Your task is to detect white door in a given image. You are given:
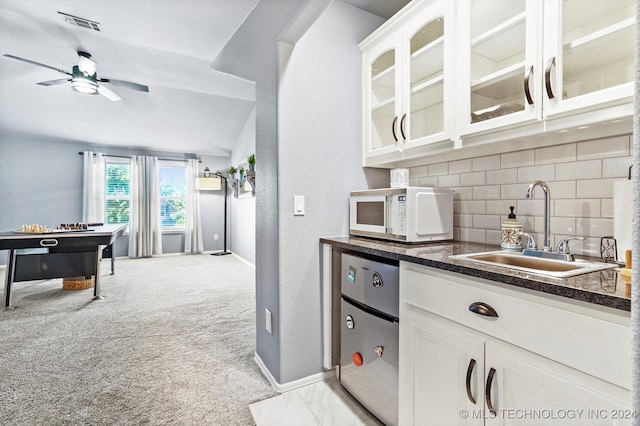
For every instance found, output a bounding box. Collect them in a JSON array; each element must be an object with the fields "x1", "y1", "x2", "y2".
[
  {"x1": 542, "y1": 0, "x2": 635, "y2": 118},
  {"x1": 399, "y1": 307, "x2": 484, "y2": 426},
  {"x1": 457, "y1": 0, "x2": 543, "y2": 137},
  {"x1": 484, "y1": 340, "x2": 632, "y2": 426}
]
